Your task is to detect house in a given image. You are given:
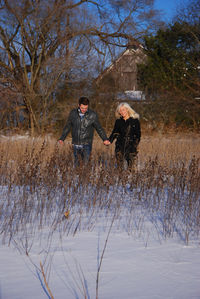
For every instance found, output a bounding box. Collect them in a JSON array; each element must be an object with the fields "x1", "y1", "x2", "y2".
[{"x1": 95, "y1": 42, "x2": 146, "y2": 98}]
